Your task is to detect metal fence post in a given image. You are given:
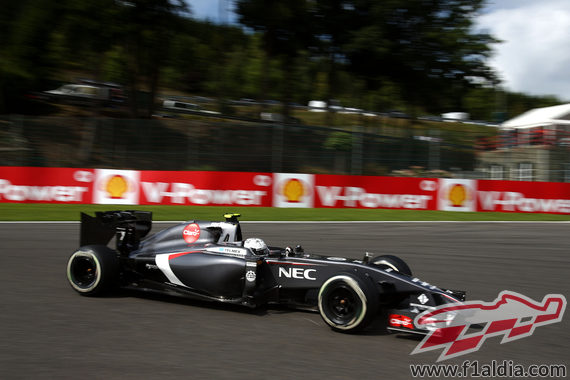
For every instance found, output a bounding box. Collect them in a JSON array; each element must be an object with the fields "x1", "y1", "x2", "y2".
[
  {"x1": 429, "y1": 129, "x2": 441, "y2": 170},
  {"x1": 272, "y1": 124, "x2": 284, "y2": 173},
  {"x1": 351, "y1": 125, "x2": 363, "y2": 175}
]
